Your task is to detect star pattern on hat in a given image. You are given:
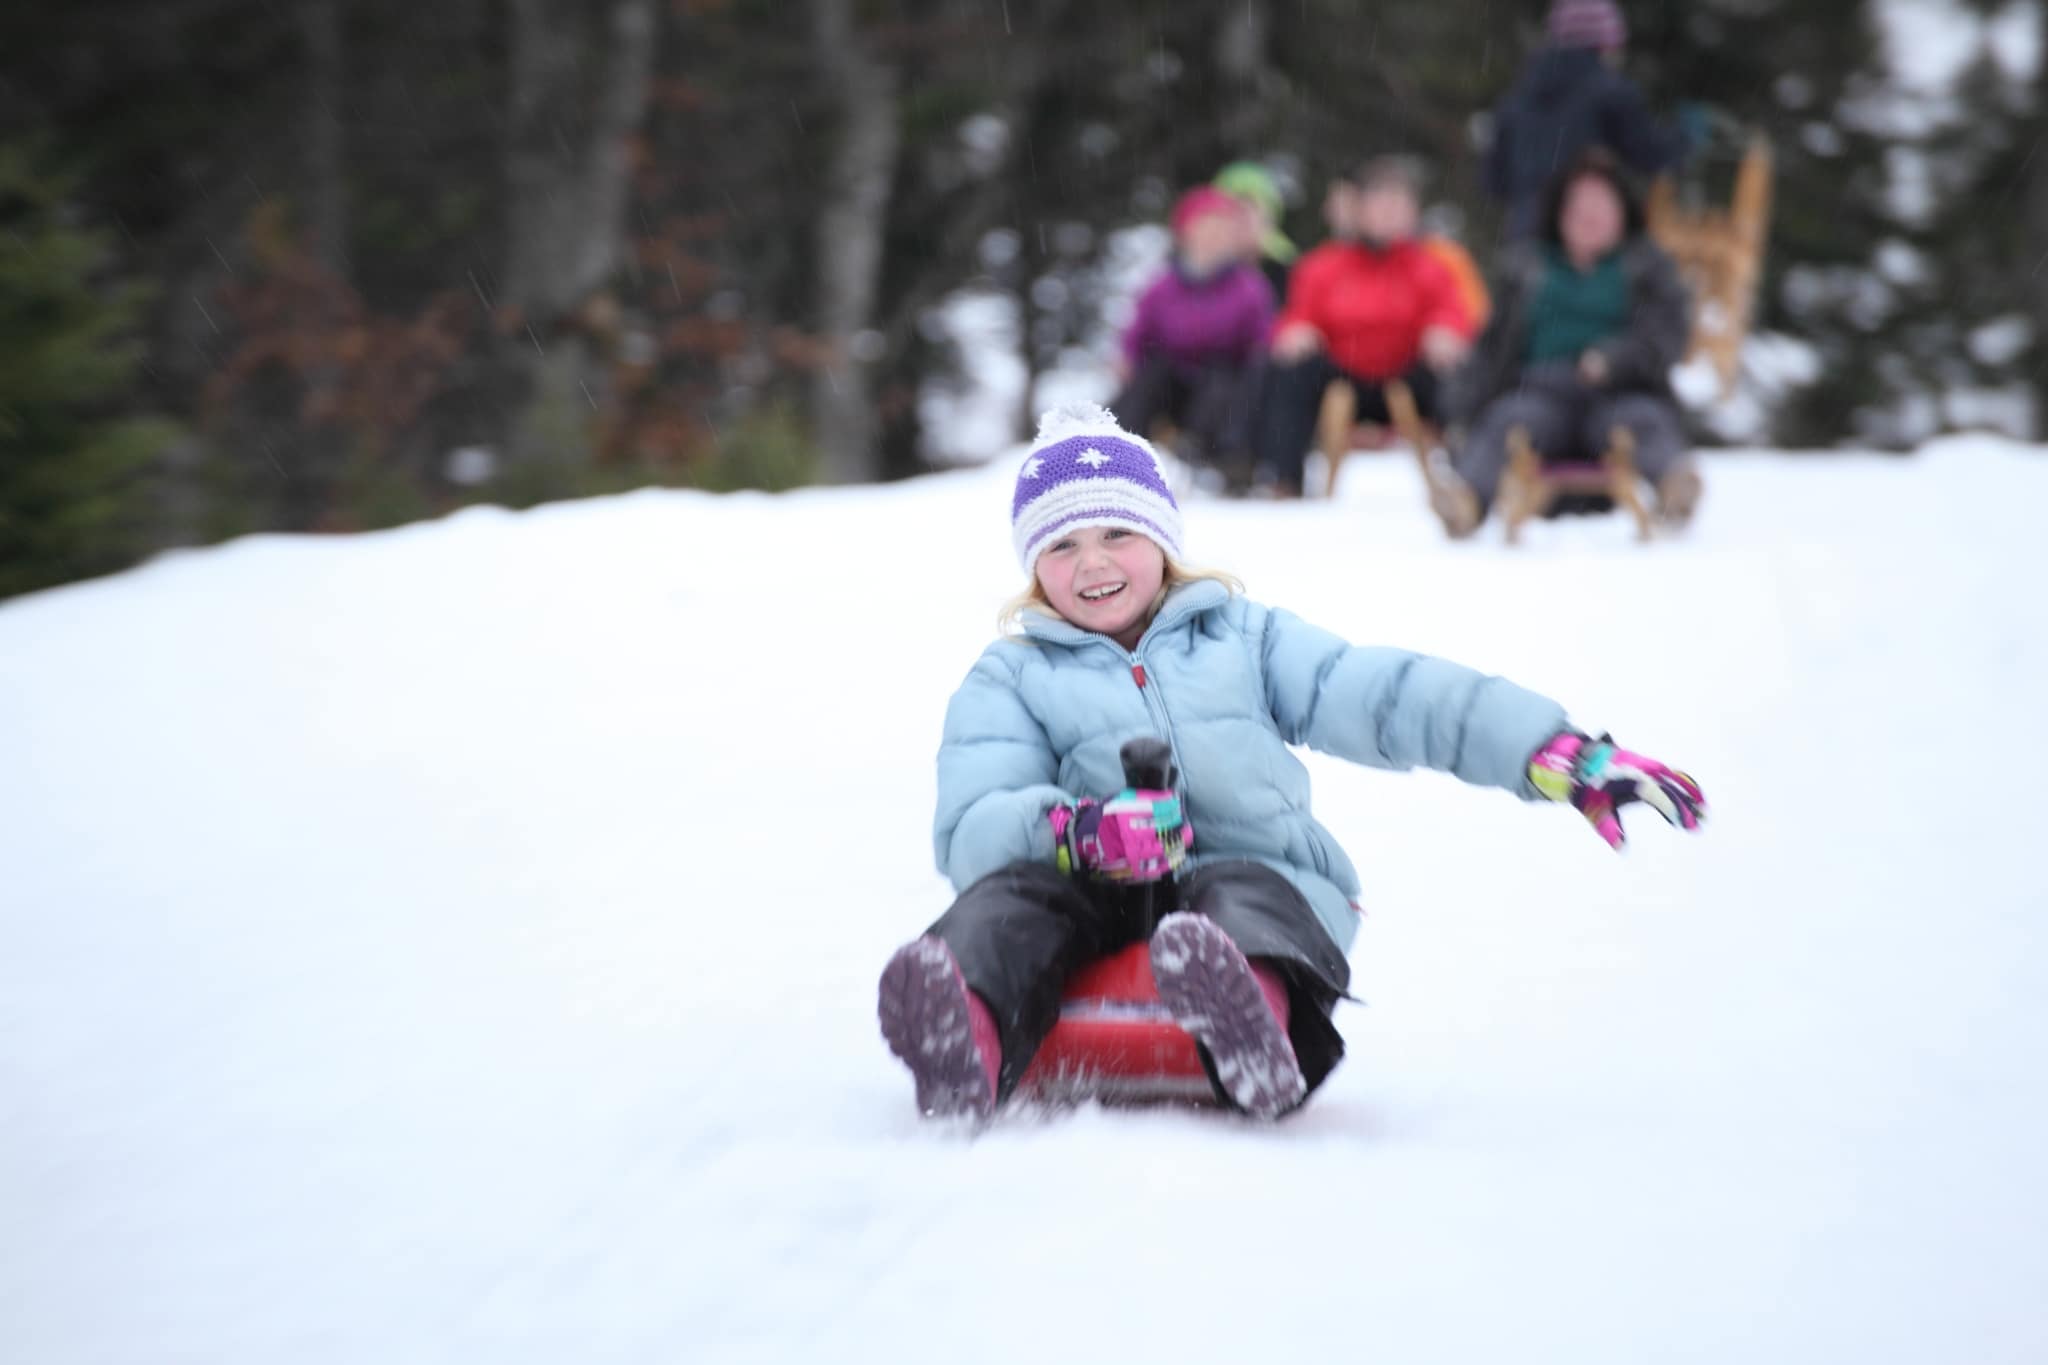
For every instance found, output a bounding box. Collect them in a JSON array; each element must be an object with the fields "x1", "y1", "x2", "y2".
[{"x1": 1010, "y1": 409, "x2": 1184, "y2": 572}]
